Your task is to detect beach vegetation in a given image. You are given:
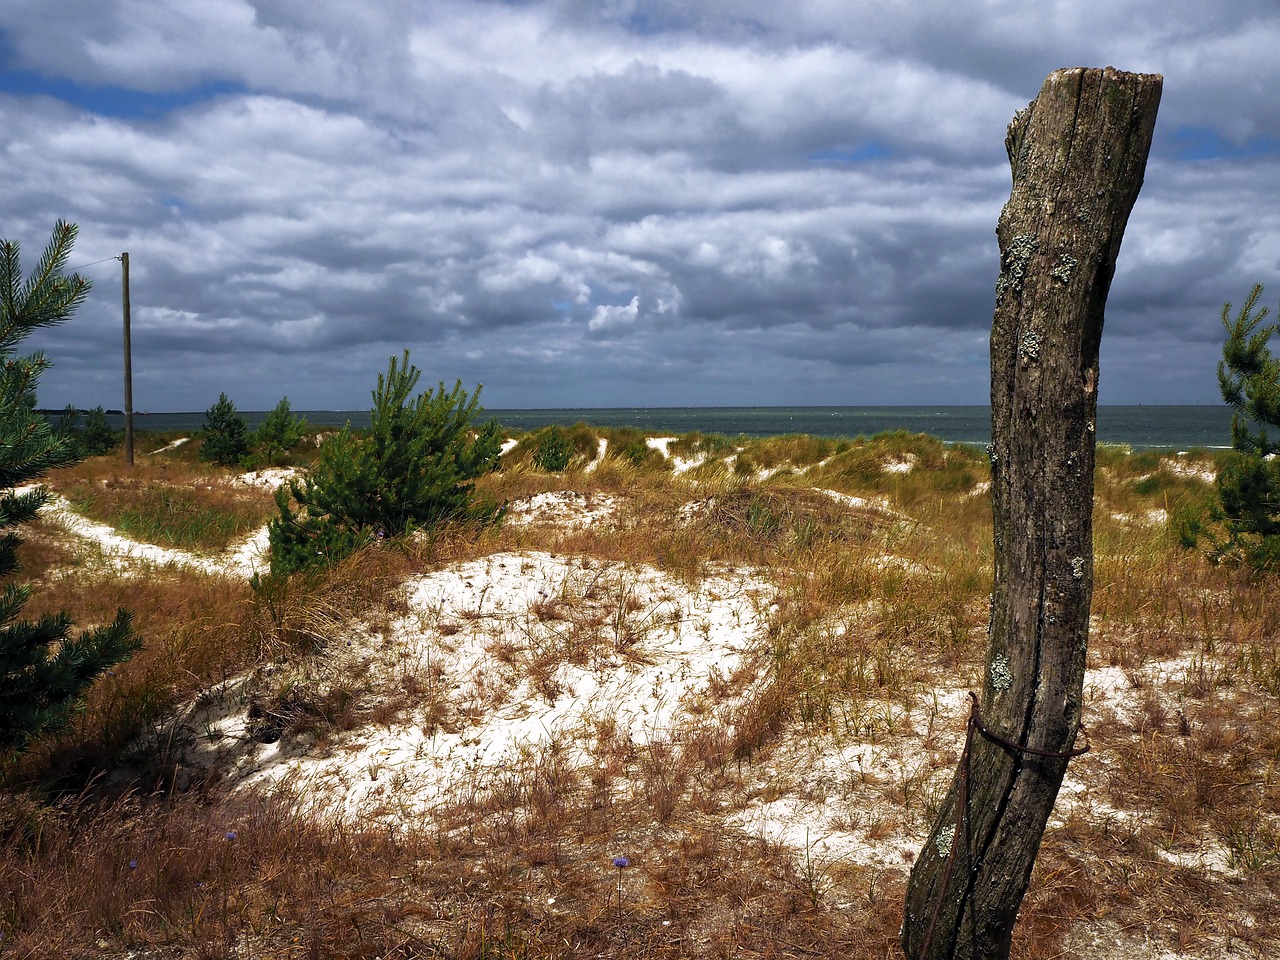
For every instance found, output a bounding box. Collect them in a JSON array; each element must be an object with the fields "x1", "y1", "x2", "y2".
[
  {"x1": 532, "y1": 425, "x2": 574, "y2": 471},
  {"x1": 49, "y1": 437, "x2": 280, "y2": 553},
  {"x1": 1201, "y1": 283, "x2": 1280, "y2": 570},
  {"x1": 0, "y1": 413, "x2": 1270, "y2": 959},
  {"x1": 198, "y1": 392, "x2": 250, "y2": 466},
  {"x1": 245, "y1": 396, "x2": 308, "y2": 467},
  {"x1": 52, "y1": 405, "x2": 121, "y2": 457},
  {"x1": 612, "y1": 426, "x2": 665, "y2": 469},
  {"x1": 665, "y1": 431, "x2": 736, "y2": 461},
  {"x1": 59, "y1": 473, "x2": 275, "y2": 553},
  {"x1": 267, "y1": 351, "x2": 502, "y2": 575},
  {"x1": 0, "y1": 220, "x2": 139, "y2": 754},
  {"x1": 80, "y1": 405, "x2": 122, "y2": 456},
  {"x1": 505, "y1": 422, "x2": 599, "y2": 472},
  {"x1": 556, "y1": 421, "x2": 605, "y2": 466},
  {"x1": 743, "y1": 433, "x2": 851, "y2": 470}
]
